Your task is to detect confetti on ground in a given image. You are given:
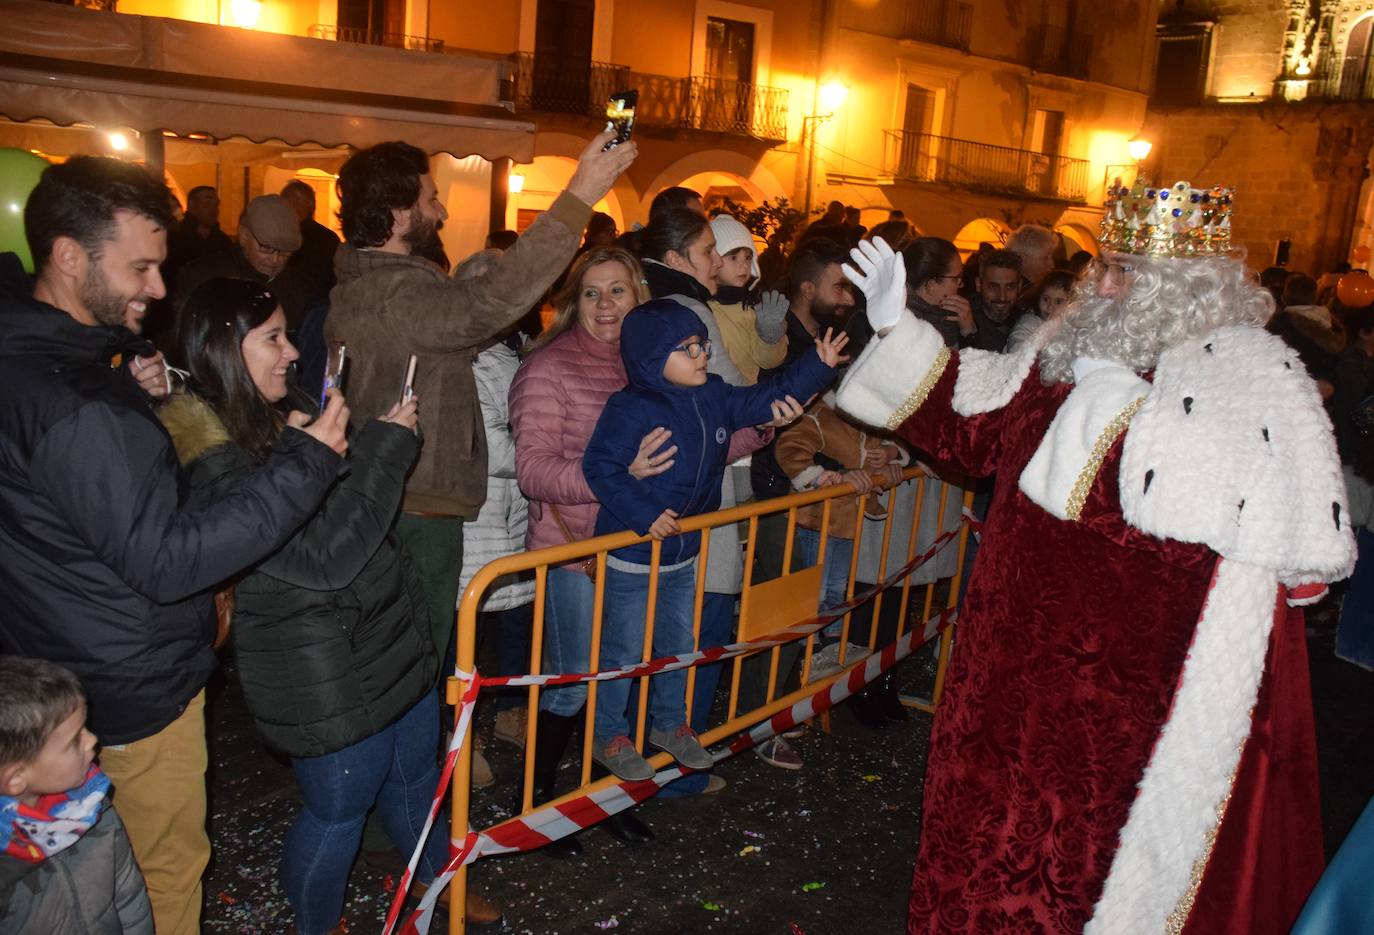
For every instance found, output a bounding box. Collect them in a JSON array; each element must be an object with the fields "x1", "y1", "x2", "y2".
[
  {"x1": 862, "y1": 774, "x2": 881, "y2": 782},
  {"x1": 594, "y1": 917, "x2": 620, "y2": 929},
  {"x1": 217, "y1": 891, "x2": 237, "y2": 905},
  {"x1": 738, "y1": 845, "x2": 760, "y2": 856},
  {"x1": 801, "y1": 882, "x2": 826, "y2": 893},
  {"x1": 701, "y1": 901, "x2": 722, "y2": 911},
  {"x1": 743, "y1": 830, "x2": 765, "y2": 838},
  {"x1": 789, "y1": 924, "x2": 808, "y2": 935}
]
